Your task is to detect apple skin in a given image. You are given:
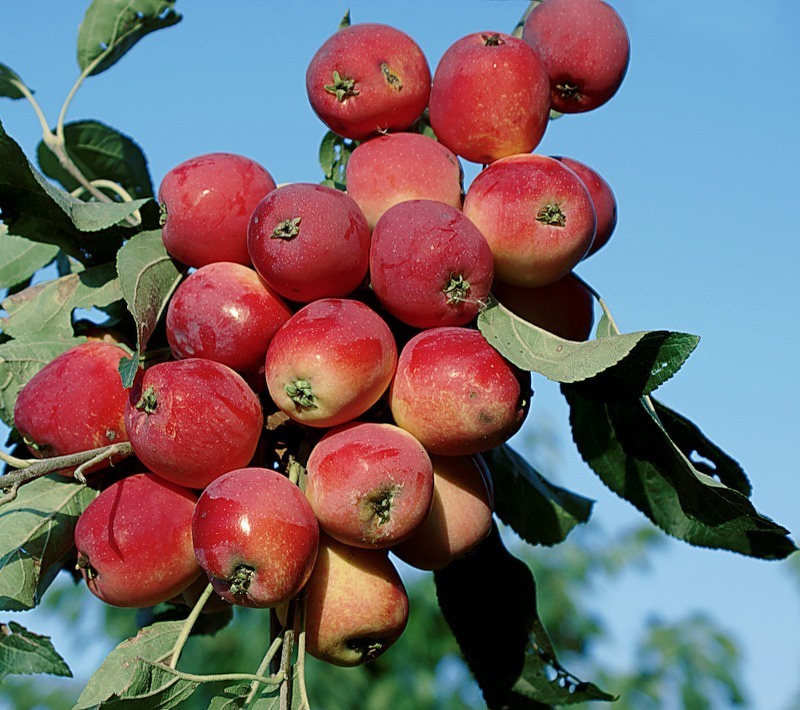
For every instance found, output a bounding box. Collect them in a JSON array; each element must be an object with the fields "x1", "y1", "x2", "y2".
[
  {"x1": 159, "y1": 152, "x2": 276, "y2": 268},
  {"x1": 166, "y1": 261, "x2": 293, "y2": 374},
  {"x1": 428, "y1": 31, "x2": 551, "y2": 164},
  {"x1": 463, "y1": 153, "x2": 597, "y2": 287},
  {"x1": 293, "y1": 535, "x2": 409, "y2": 667},
  {"x1": 13, "y1": 341, "x2": 129, "y2": 465},
  {"x1": 124, "y1": 359, "x2": 263, "y2": 489},
  {"x1": 192, "y1": 467, "x2": 319, "y2": 608},
  {"x1": 306, "y1": 23, "x2": 431, "y2": 140},
  {"x1": 265, "y1": 298, "x2": 397, "y2": 428},
  {"x1": 247, "y1": 183, "x2": 371, "y2": 303},
  {"x1": 492, "y1": 273, "x2": 595, "y2": 342},
  {"x1": 522, "y1": 0, "x2": 630, "y2": 114},
  {"x1": 345, "y1": 132, "x2": 463, "y2": 229},
  {"x1": 369, "y1": 199, "x2": 494, "y2": 329},
  {"x1": 74, "y1": 473, "x2": 201, "y2": 608},
  {"x1": 392, "y1": 454, "x2": 494, "y2": 571},
  {"x1": 305, "y1": 422, "x2": 434, "y2": 548},
  {"x1": 553, "y1": 156, "x2": 617, "y2": 256},
  {"x1": 389, "y1": 327, "x2": 531, "y2": 456}
]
